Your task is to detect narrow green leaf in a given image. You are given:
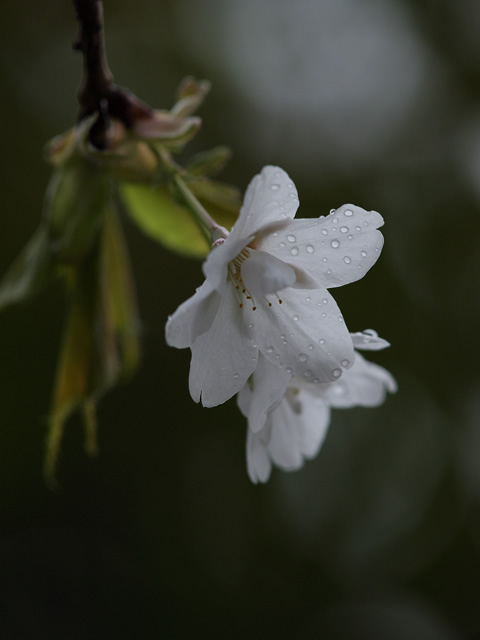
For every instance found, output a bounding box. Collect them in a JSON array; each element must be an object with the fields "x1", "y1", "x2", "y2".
[
  {"x1": 185, "y1": 146, "x2": 232, "y2": 177},
  {"x1": 45, "y1": 157, "x2": 110, "y2": 263},
  {"x1": 0, "y1": 227, "x2": 57, "y2": 312},
  {"x1": 44, "y1": 204, "x2": 142, "y2": 485},
  {"x1": 120, "y1": 182, "x2": 211, "y2": 259}
]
